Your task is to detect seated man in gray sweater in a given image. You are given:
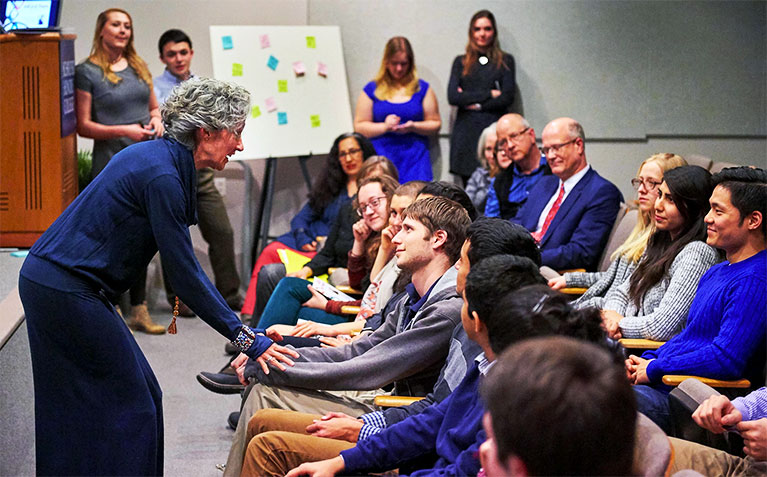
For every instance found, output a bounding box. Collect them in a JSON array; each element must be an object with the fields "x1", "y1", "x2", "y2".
[
  {"x1": 273, "y1": 218, "x2": 542, "y2": 443},
  {"x1": 223, "y1": 197, "x2": 471, "y2": 476}
]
